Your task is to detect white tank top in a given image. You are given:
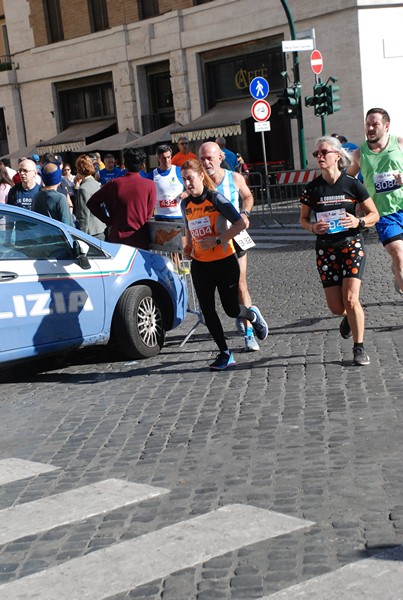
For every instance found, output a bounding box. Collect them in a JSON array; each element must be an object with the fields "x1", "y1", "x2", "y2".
[
  {"x1": 153, "y1": 165, "x2": 184, "y2": 219},
  {"x1": 215, "y1": 170, "x2": 240, "y2": 212}
]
